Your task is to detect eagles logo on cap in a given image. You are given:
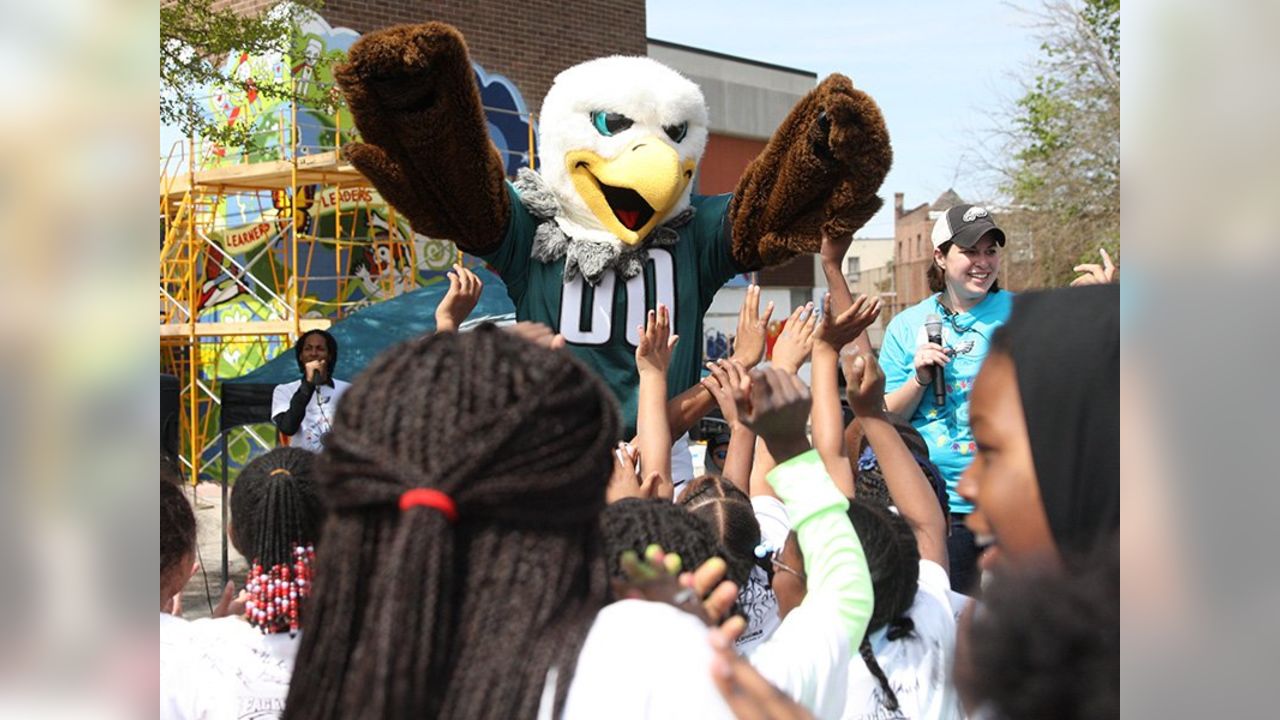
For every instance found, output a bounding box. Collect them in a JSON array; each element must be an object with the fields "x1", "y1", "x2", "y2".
[{"x1": 932, "y1": 203, "x2": 1006, "y2": 250}]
